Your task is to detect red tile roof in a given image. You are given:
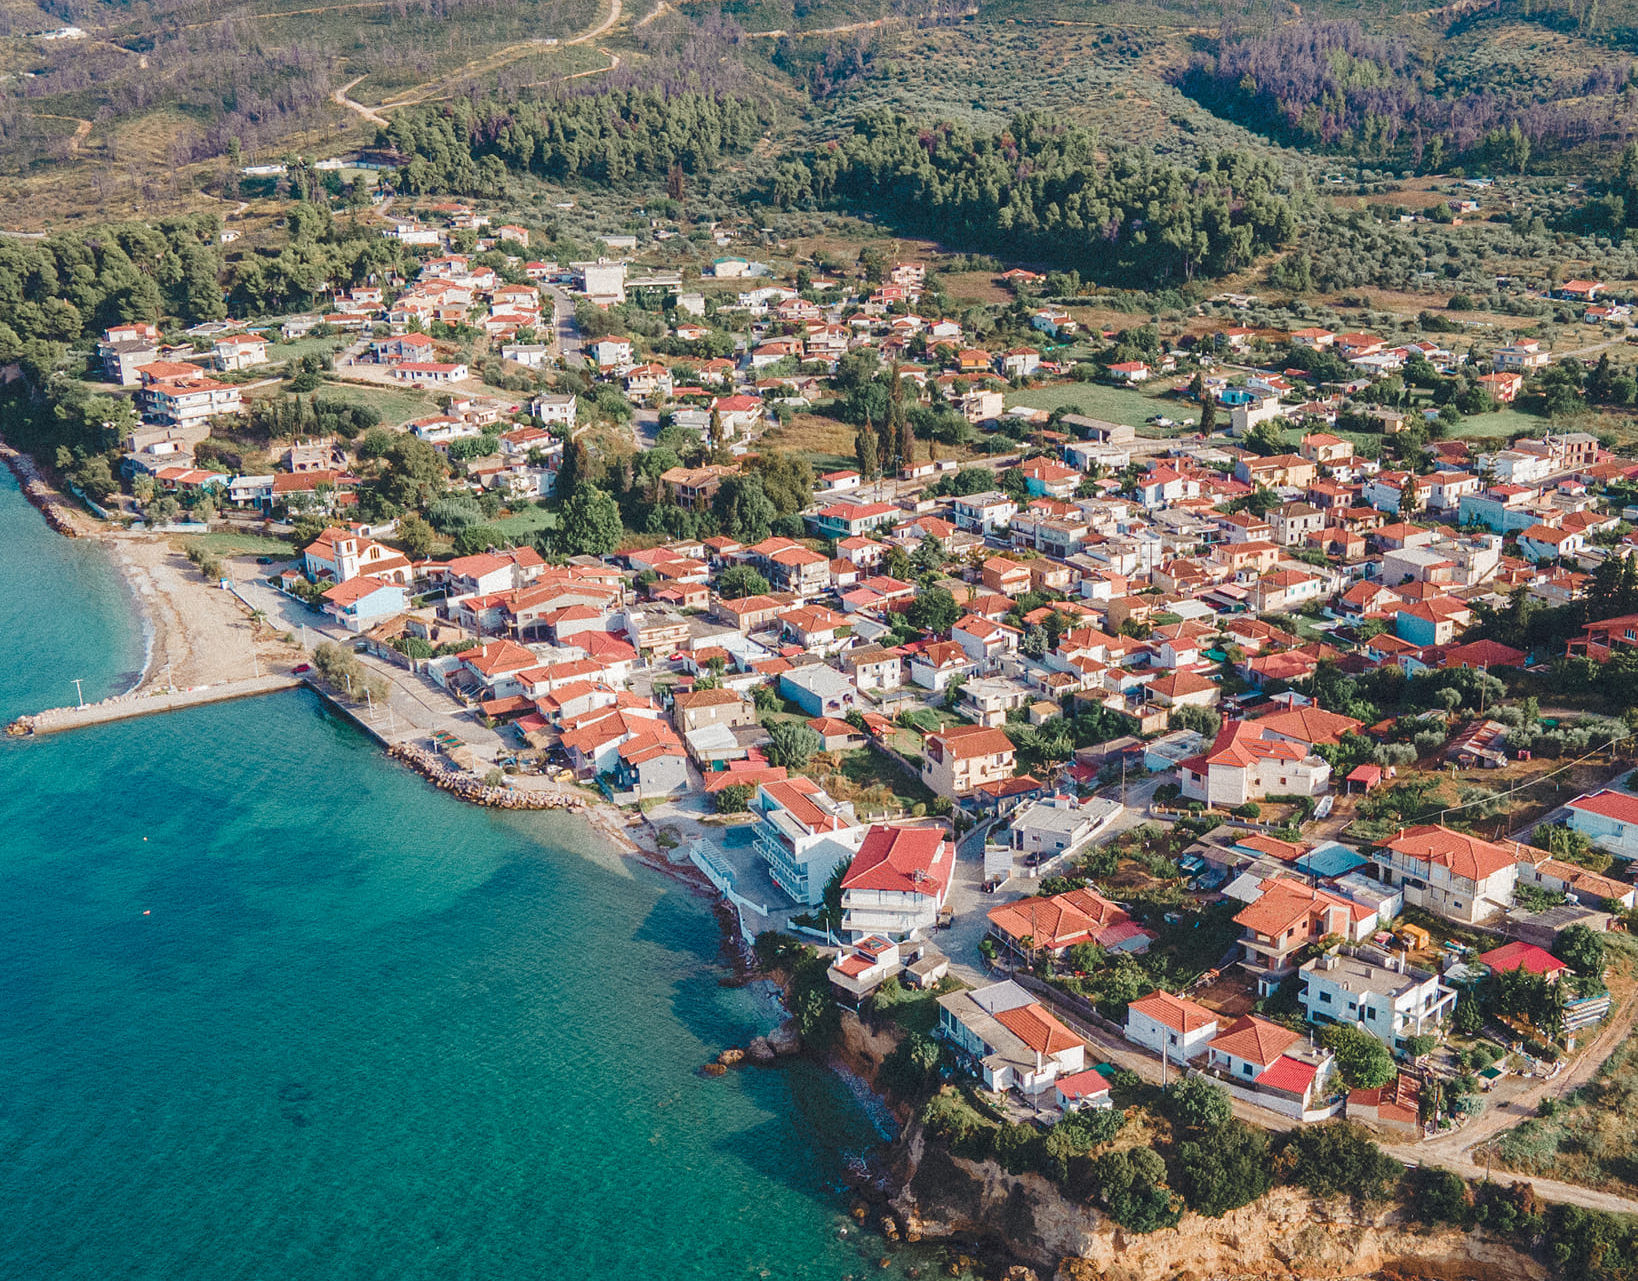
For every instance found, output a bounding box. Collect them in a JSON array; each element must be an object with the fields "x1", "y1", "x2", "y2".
[
  {"x1": 1480, "y1": 941, "x2": 1568, "y2": 976},
  {"x1": 987, "y1": 888, "x2": 1140, "y2": 952},
  {"x1": 1054, "y1": 1068, "x2": 1111, "y2": 1101},
  {"x1": 1256, "y1": 1054, "x2": 1319, "y2": 1096},
  {"x1": 928, "y1": 724, "x2": 1015, "y2": 761},
  {"x1": 1210, "y1": 1015, "x2": 1302, "y2": 1068},
  {"x1": 1127, "y1": 990, "x2": 1217, "y2": 1035},
  {"x1": 1384, "y1": 824, "x2": 1524, "y2": 882},
  {"x1": 1568, "y1": 789, "x2": 1638, "y2": 825},
  {"x1": 994, "y1": 1003, "x2": 1082, "y2": 1056},
  {"x1": 840, "y1": 825, "x2": 953, "y2": 897}
]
